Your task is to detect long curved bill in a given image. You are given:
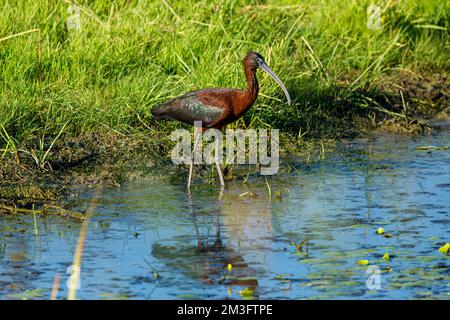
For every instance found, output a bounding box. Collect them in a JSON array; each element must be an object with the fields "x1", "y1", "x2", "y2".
[{"x1": 259, "y1": 62, "x2": 291, "y2": 105}]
